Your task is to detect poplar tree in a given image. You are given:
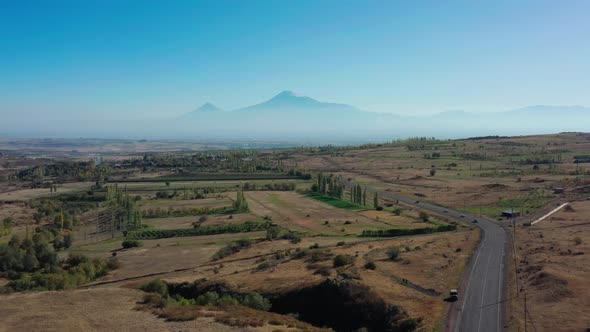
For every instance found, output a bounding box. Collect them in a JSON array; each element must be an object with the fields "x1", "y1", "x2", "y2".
[{"x1": 373, "y1": 192, "x2": 379, "y2": 209}]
